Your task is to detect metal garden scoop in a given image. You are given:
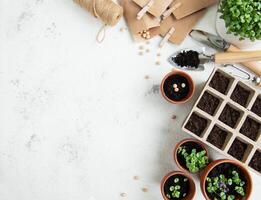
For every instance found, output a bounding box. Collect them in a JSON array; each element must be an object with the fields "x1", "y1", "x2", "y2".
[
  {"x1": 169, "y1": 48, "x2": 261, "y2": 70},
  {"x1": 189, "y1": 29, "x2": 261, "y2": 76}
]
